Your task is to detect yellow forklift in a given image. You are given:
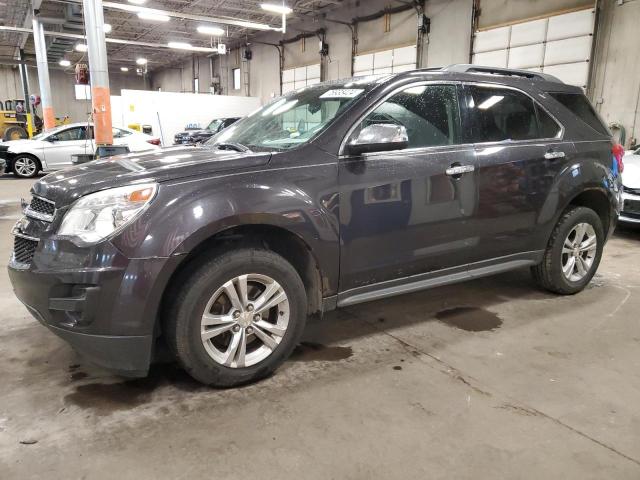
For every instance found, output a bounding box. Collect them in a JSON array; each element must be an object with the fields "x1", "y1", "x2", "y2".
[{"x1": 0, "y1": 99, "x2": 70, "y2": 142}]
